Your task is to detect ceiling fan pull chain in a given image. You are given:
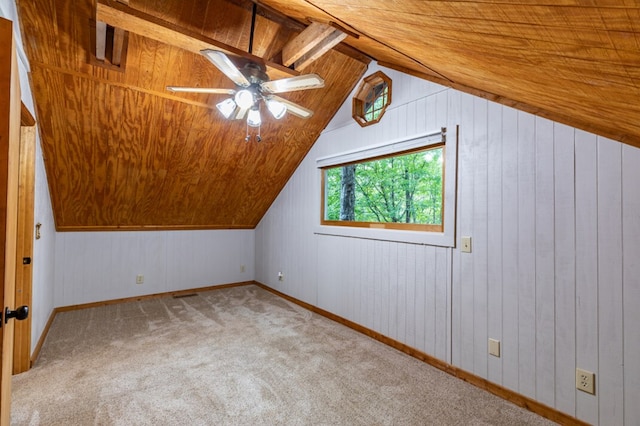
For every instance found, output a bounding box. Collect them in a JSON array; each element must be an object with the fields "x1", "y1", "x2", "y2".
[
  {"x1": 256, "y1": 124, "x2": 262, "y2": 142},
  {"x1": 245, "y1": 122, "x2": 251, "y2": 142}
]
